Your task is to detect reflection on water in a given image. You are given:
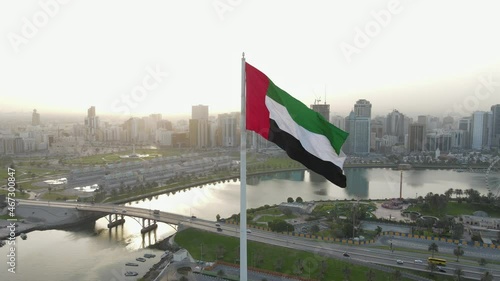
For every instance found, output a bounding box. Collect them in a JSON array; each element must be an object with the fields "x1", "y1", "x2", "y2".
[
  {"x1": 345, "y1": 168, "x2": 369, "y2": 198},
  {"x1": 5, "y1": 167, "x2": 499, "y2": 281}
]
